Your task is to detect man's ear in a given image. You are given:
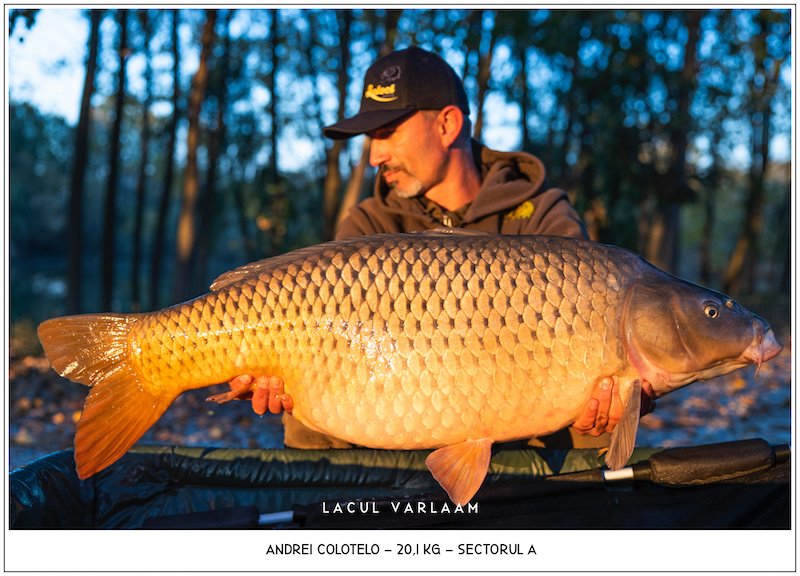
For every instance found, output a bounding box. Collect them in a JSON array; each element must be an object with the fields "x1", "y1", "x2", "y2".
[{"x1": 437, "y1": 106, "x2": 465, "y2": 149}]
